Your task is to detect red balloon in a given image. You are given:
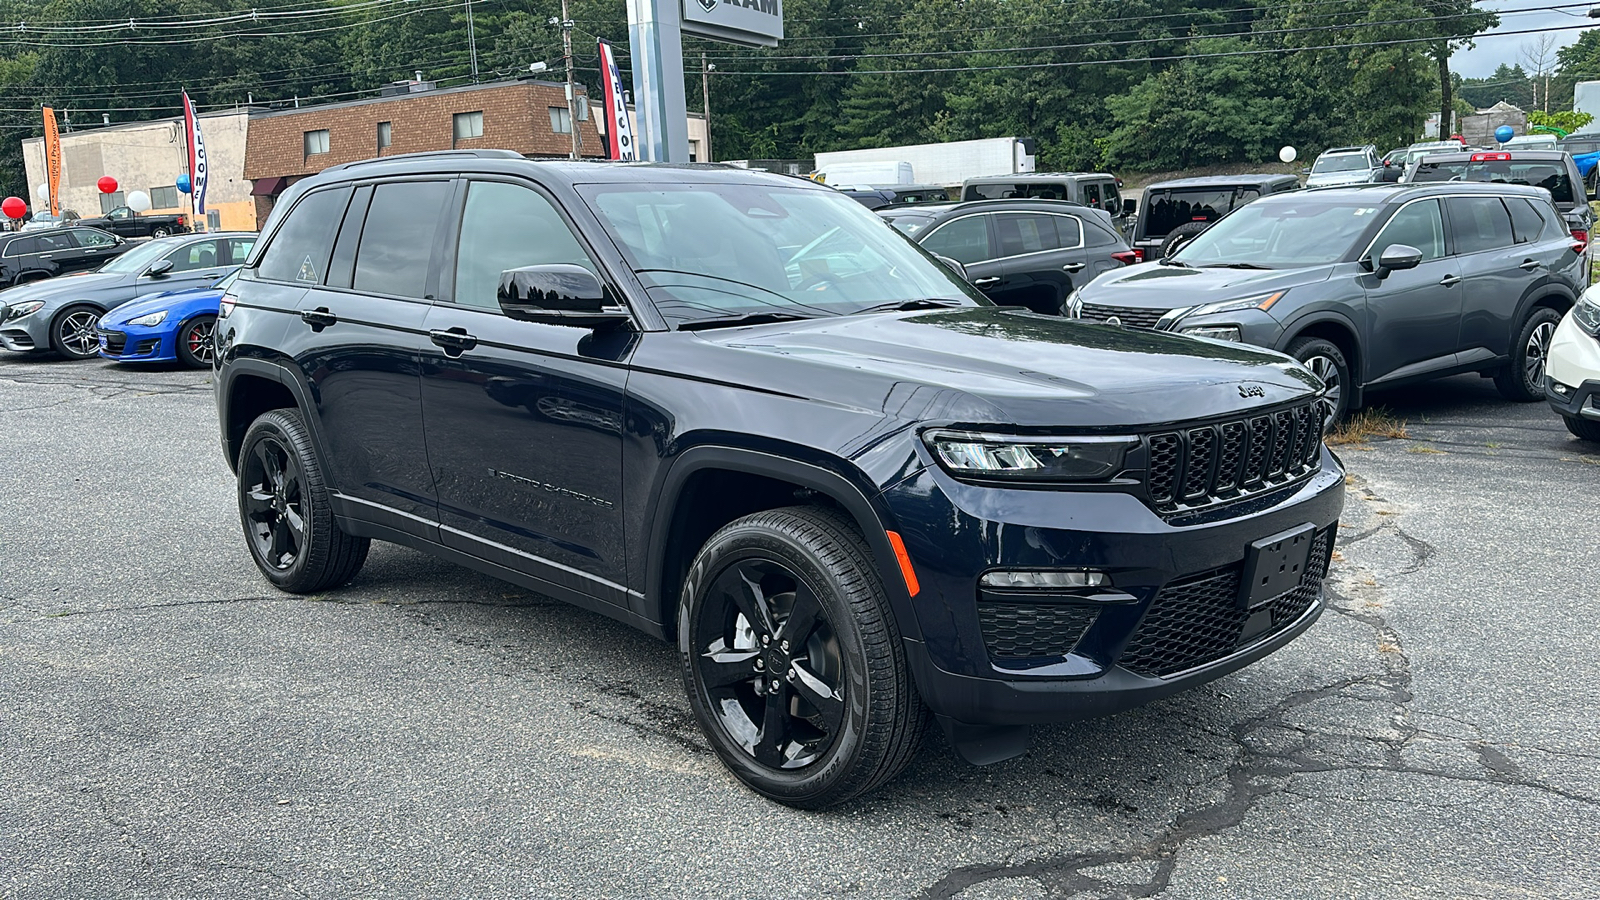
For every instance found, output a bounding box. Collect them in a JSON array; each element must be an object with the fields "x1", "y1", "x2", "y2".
[
  {"x1": 97, "y1": 176, "x2": 118, "y2": 194},
  {"x1": 1, "y1": 197, "x2": 25, "y2": 219}
]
